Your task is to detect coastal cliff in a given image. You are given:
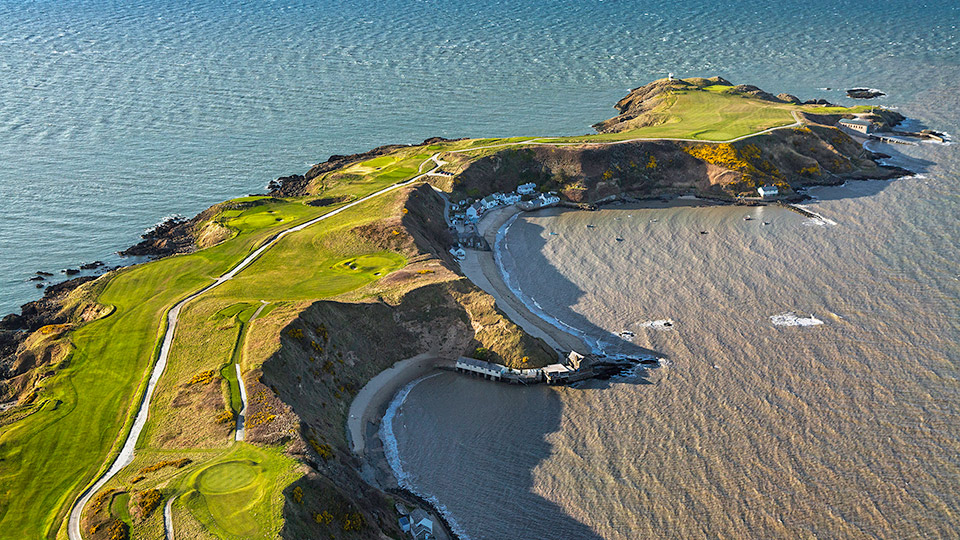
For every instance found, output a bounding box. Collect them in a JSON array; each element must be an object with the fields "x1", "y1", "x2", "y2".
[
  {"x1": 449, "y1": 78, "x2": 909, "y2": 203},
  {"x1": 0, "y1": 77, "x2": 928, "y2": 540}
]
